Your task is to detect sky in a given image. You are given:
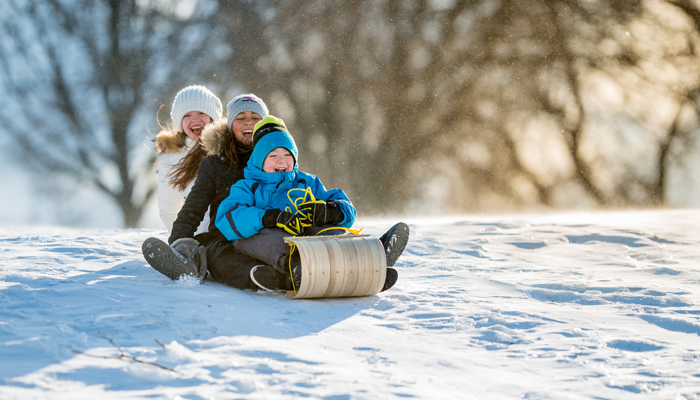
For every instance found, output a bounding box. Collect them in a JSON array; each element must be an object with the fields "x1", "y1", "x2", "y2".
[{"x1": 1, "y1": 210, "x2": 699, "y2": 399}]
